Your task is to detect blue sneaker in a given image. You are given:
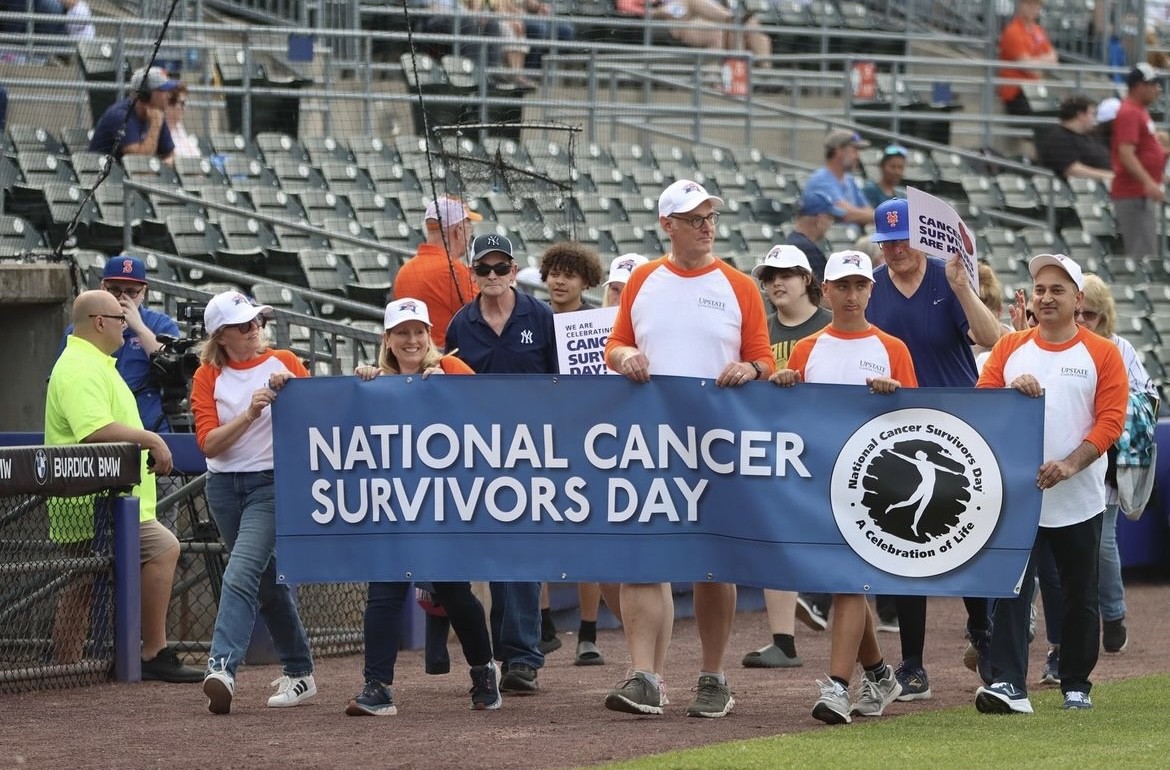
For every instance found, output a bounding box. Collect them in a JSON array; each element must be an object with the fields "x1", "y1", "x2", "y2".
[
  {"x1": 346, "y1": 680, "x2": 396, "y2": 716},
  {"x1": 1041, "y1": 646, "x2": 1061, "y2": 685},
  {"x1": 963, "y1": 628, "x2": 993, "y2": 686},
  {"x1": 1063, "y1": 691, "x2": 1093, "y2": 710},
  {"x1": 893, "y1": 661, "x2": 932, "y2": 702},
  {"x1": 976, "y1": 682, "x2": 1033, "y2": 714}
]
